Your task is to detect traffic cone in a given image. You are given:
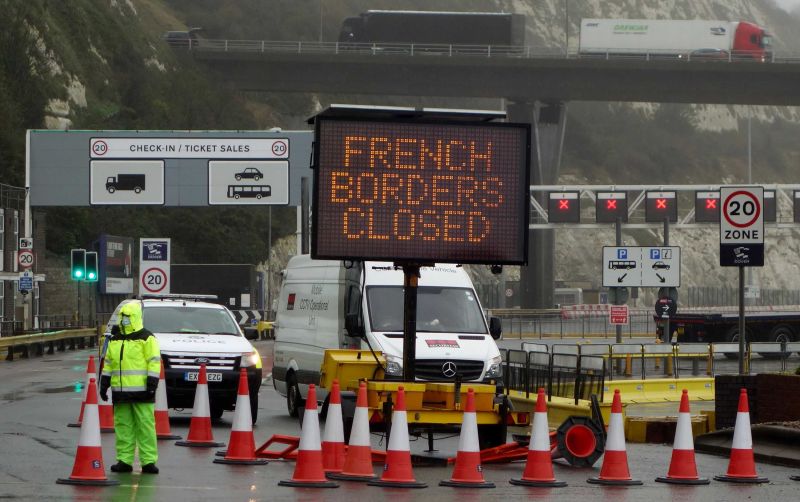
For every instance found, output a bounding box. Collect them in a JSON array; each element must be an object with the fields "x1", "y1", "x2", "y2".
[
  {"x1": 587, "y1": 389, "x2": 642, "y2": 486},
  {"x1": 154, "y1": 361, "x2": 181, "y2": 440},
  {"x1": 56, "y1": 378, "x2": 118, "y2": 486},
  {"x1": 714, "y1": 388, "x2": 769, "y2": 484},
  {"x1": 214, "y1": 368, "x2": 268, "y2": 465},
  {"x1": 510, "y1": 387, "x2": 566, "y2": 488},
  {"x1": 279, "y1": 384, "x2": 338, "y2": 488},
  {"x1": 367, "y1": 386, "x2": 427, "y2": 488},
  {"x1": 327, "y1": 381, "x2": 376, "y2": 481},
  {"x1": 656, "y1": 390, "x2": 709, "y2": 485},
  {"x1": 321, "y1": 379, "x2": 346, "y2": 473},
  {"x1": 68, "y1": 355, "x2": 96, "y2": 428},
  {"x1": 441, "y1": 388, "x2": 495, "y2": 488},
  {"x1": 97, "y1": 384, "x2": 115, "y2": 434},
  {"x1": 175, "y1": 364, "x2": 225, "y2": 448}
]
